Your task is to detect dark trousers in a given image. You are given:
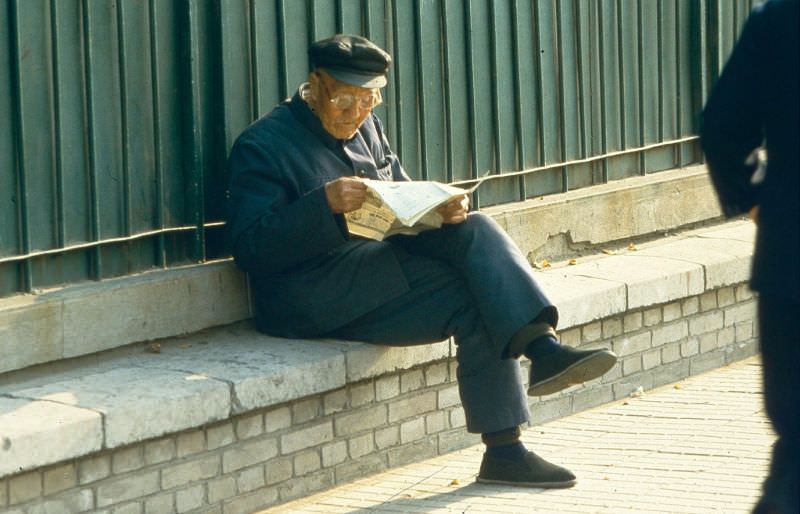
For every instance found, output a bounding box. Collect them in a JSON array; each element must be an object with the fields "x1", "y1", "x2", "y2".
[
  {"x1": 757, "y1": 293, "x2": 799, "y2": 510},
  {"x1": 327, "y1": 213, "x2": 555, "y2": 434}
]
